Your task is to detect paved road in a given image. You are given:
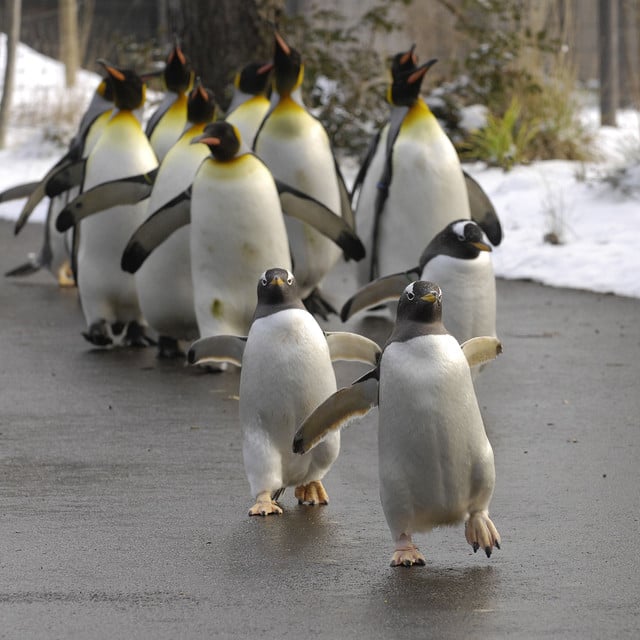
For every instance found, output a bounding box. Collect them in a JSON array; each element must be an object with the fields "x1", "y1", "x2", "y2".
[{"x1": 1, "y1": 219, "x2": 639, "y2": 639}]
